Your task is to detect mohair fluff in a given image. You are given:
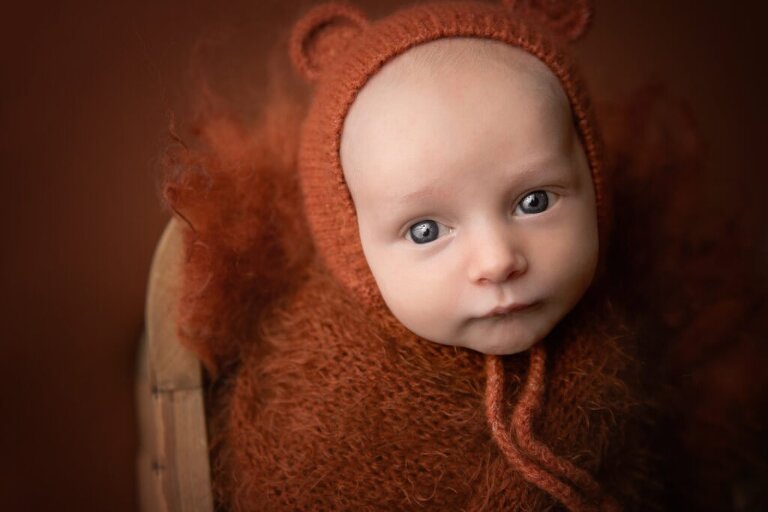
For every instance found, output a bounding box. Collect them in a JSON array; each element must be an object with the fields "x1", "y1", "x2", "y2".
[
  {"x1": 162, "y1": 0, "x2": 767, "y2": 511},
  {"x1": 209, "y1": 262, "x2": 653, "y2": 511}
]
